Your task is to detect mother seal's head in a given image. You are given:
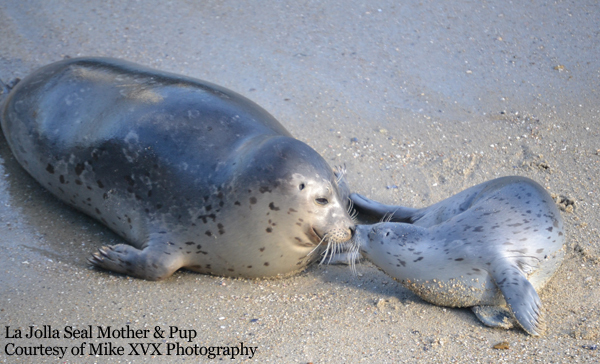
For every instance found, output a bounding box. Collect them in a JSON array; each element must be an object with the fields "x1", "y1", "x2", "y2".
[{"x1": 235, "y1": 135, "x2": 355, "y2": 258}]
